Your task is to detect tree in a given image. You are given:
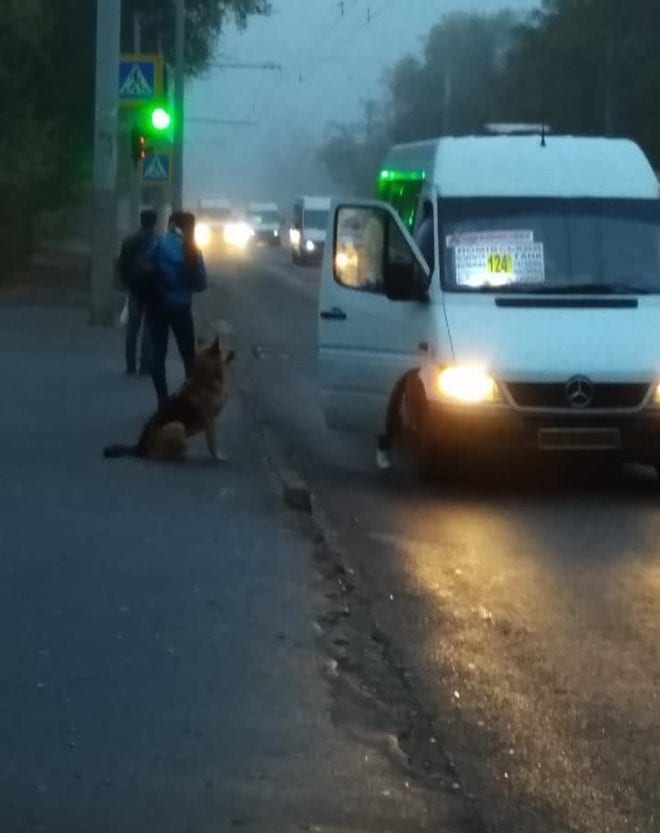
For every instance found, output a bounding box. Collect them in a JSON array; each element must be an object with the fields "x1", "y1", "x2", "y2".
[
  {"x1": 388, "y1": 12, "x2": 517, "y2": 142},
  {"x1": 320, "y1": 2, "x2": 660, "y2": 193},
  {"x1": 320, "y1": 11, "x2": 519, "y2": 193},
  {"x1": 503, "y1": 0, "x2": 660, "y2": 162},
  {"x1": 0, "y1": 0, "x2": 271, "y2": 268},
  {"x1": 0, "y1": 0, "x2": 59, "y2": 264},
  {"x1": 123, "y1": 0, "x2": 270, "y2": 76}
]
